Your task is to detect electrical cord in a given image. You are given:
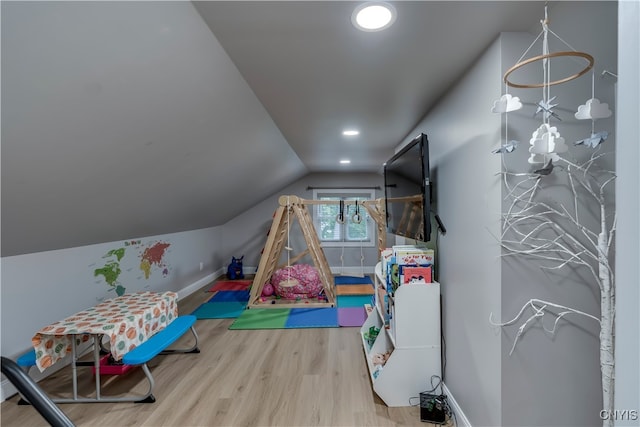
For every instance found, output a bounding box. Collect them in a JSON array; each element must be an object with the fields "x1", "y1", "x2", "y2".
[
  {"x1": 441, "y1": 329, "x2": 447, "y2": 382},
  {"x1": 432, "y1": 210, "x2": 447, "y2": 384}
]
